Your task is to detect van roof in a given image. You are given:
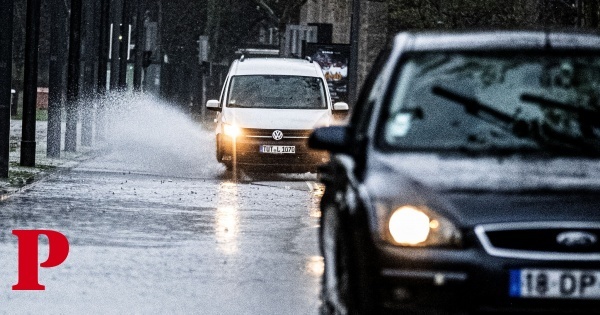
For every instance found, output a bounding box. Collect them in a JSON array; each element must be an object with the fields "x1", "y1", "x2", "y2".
[{"x1": 231, "y1": 58, "x2": 323, "y2": 77}]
